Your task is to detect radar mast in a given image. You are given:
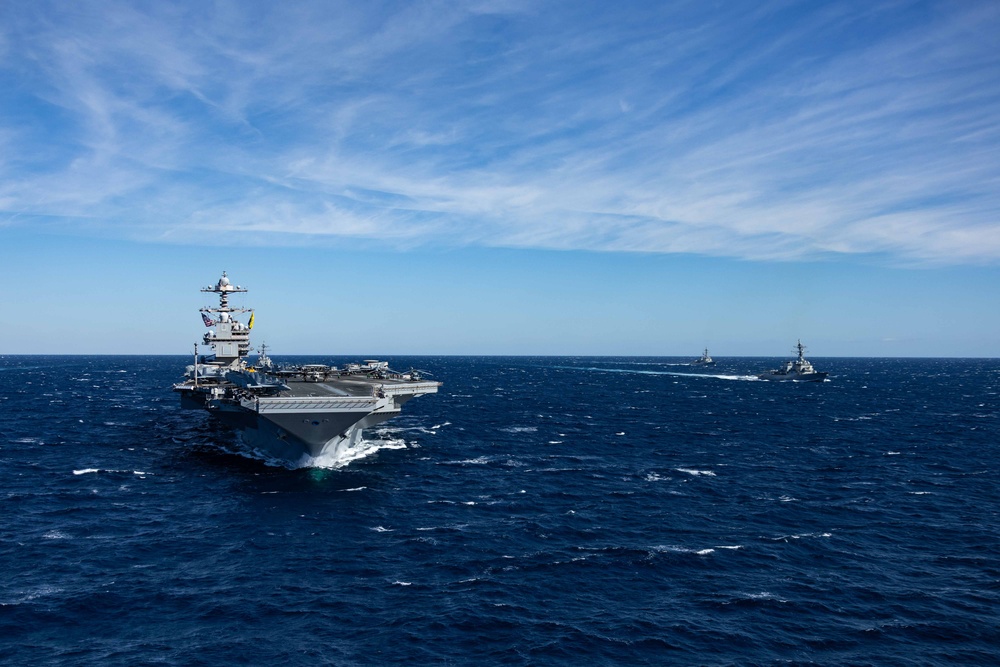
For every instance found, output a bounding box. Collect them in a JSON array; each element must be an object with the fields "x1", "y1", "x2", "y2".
[{"x1": 199, "y1": 271, "x2": 252, "y2": 367}]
